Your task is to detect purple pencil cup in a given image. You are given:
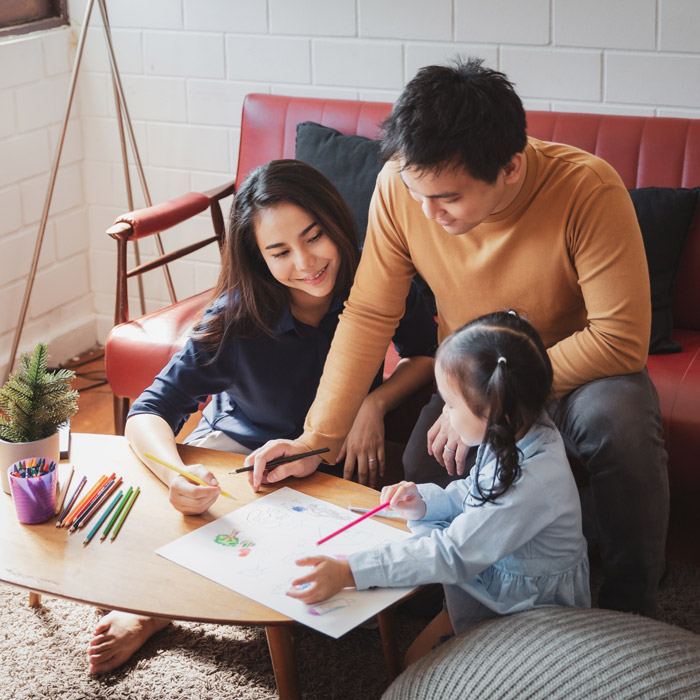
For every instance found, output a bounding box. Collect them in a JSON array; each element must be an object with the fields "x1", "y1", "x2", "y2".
[{"x1": 8, "y1": 461, "x2": 58, "y2": 525}]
